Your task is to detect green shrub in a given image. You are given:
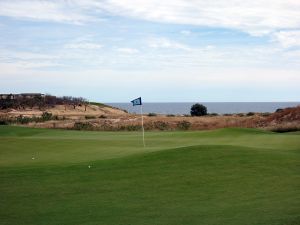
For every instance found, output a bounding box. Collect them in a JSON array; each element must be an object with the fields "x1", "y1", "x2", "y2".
[
  {"x1": 52, "y1": 115, "x2": 59, "y2": 120},
  {"x1": 0, "y1": 120, "x2": 9, "y2": 125},
  {"x1": 16, "y1": 115, "x2": 32, "y2": 124},
  {"x1": 261, "y1": 112, "x2": 271, "y2": 117},
  {"x1": 126, "y1": 125, "x2": 141, "y2": 131},
  {"x1": 209, "y1": 113, "x2": 219, "y2": 116},
  {"x1": 41, "y1": 112, "x2": 53, "y2": 121},
  {"x1": 177, "y1": 120, "x2": 191, "y2": 130},
  {"x1": 167, "y1": 114, "x2": 175, "y2": 117},
  {"x1": 73, "y1": 122, "x2": 93, "y2": 130},
  {"x1": 190, "y1": 104, "x2": 207, "y2": 116},
  {"x1": 118, "y1": 125, "x2": 141, "y2": 131},
  {"x1": 85, "y1": 115, "x2": 96, "y2": 119},
  {"x1": 148, "y1": 113, "x2": 157, "y2": 117},
  {"x1": 0, "y1": 117, "x2": 13, "y2": 125},
  {"x1": 154, "y1": 121, "x2": 169, "y2": 130},
  {"x1": 246, "y1": 112, "x2": 255, "y2": 116}
]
